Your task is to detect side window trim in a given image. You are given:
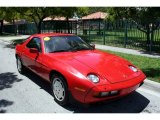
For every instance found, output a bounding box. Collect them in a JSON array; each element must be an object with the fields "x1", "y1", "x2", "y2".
[{"x1": 26, "y1": 37, "x2": 42, "y2": 53}]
